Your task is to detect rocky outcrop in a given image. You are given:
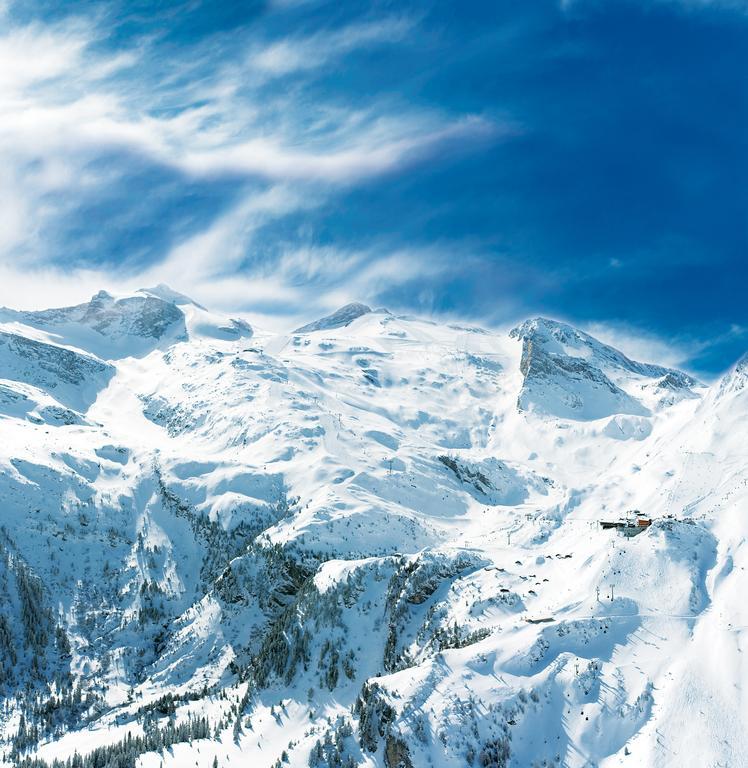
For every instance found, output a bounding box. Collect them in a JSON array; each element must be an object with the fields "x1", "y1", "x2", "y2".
[
  {"x1": 294, "y1": 303, "x2": 372, "y2": 333},
  {"x1": 0, "y1": 332, "x2": 113, "y2": 411},
  {"x1": 510, "y1": 318, "x2": 697, "y2": 420}
]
